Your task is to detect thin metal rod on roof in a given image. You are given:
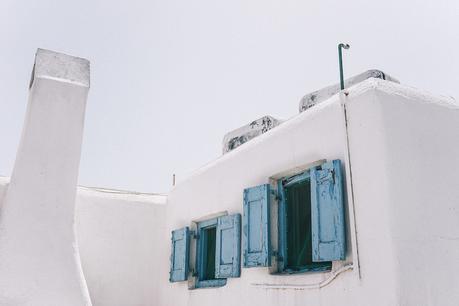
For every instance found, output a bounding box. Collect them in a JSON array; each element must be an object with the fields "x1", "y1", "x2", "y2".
[{"x1": 338, "y1": 43, "x2": 350, "y2": 90}]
